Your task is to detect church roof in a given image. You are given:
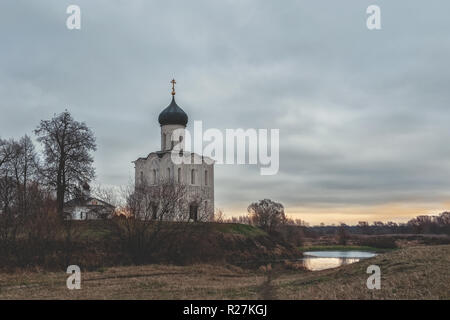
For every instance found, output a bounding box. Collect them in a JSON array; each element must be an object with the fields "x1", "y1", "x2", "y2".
[
  {"x1": 158, "y1": 96, "x2": 188, "y2": 126},
  {"x1": 64, "y1": 197, "x2": 115, "y2": 209},
  {"x1": 133, "y1": 150, "x2": 215, "y2": 164}
]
